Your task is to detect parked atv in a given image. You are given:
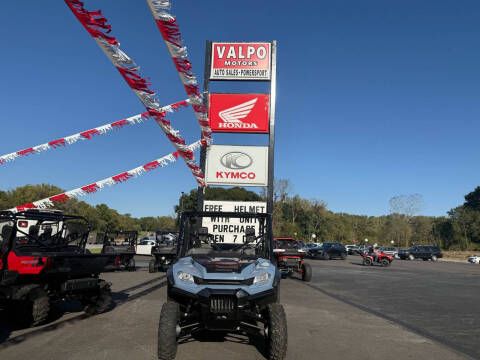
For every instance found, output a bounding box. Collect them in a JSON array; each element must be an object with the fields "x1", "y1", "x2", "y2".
[
  {"x1": 0, "y1": 209, "x2": 112, "y2": 326},
  {"x1": 149, "y1": 231, "x2": 177, "y2": 273},
  {"x1": 101, "y1": 230, "x2": 137, "y2": 271},
  {"x1": 158, "y1": 211, "x2": 287, "y2": 360},
  {"x1": 273, "y1": 237, "x2": 312, "y2": 281},
  {"x1": 361, "y1": 250, "x2": 394, "y2": 267}
]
